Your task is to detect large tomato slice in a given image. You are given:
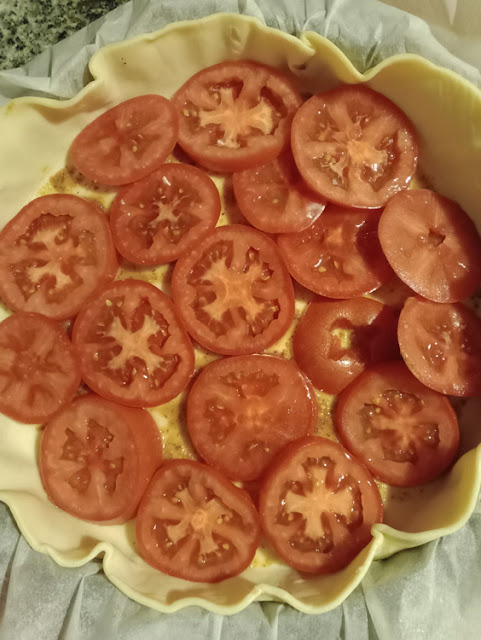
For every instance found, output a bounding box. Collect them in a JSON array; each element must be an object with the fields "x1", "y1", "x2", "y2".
[
  {"x1": 69, "y1": 95, "x2": 178, "y2": 186},
  {"x1": 0, "y1": 195, "x2": 118, "y2": 320},
  {"x1": 335, "y1": 362, "x2": 460, "y2": 487},
  {"x1": 136, "y1": 459, "x2": 261, "y2": 582},
  {"x1": 232, "y1": 151, "x2": 326, "y2": 234},
  {"x1": 259, "y1": 436, "x2": 383, "y2": 574},
  {"x1": 186, "y1": 354, "x2": 317, "y2": 481},
  {"x1": 291, "y1": 85, "x2": 418, "y2": 208},
  {"x1": 293, "y1": 297, "x2": 399, "y2": 395},
  {"x1": 0, "y1": 312, "x2": 80, "y2": 424},
  {"x1": 277, "y1": 204, "x2": 392, "y2": 298},
  {"x1": 398, "y1": 297, "x2": 481, "y2": 397},
  {"x1": 379, "y1": 189, "x2": 481, "y2": 303},
  {"x1": 172, "y1": 61, "x2": 302, "y2": 172},
  {"x1": 110, "y1": 163, "x2": 221, "y2": 265},
  {"x1": 72, "y1": 279, "x2": 195, "y2": 407},
  {"x1": 40, "y1": 394, "x2": 162, "y2": 523},
  {"x1": 171, "y1": 224, "x2": 295, "y2": 355}
]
